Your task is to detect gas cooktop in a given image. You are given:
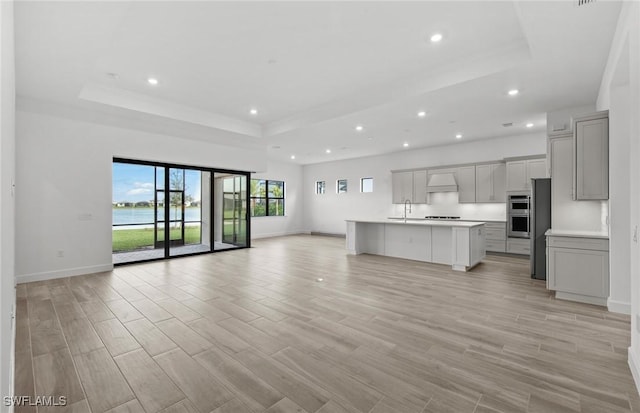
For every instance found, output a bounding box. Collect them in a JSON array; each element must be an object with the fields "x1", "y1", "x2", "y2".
[{"x1": 424, "y1": 216, "x2": 461, "y2": 220}]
